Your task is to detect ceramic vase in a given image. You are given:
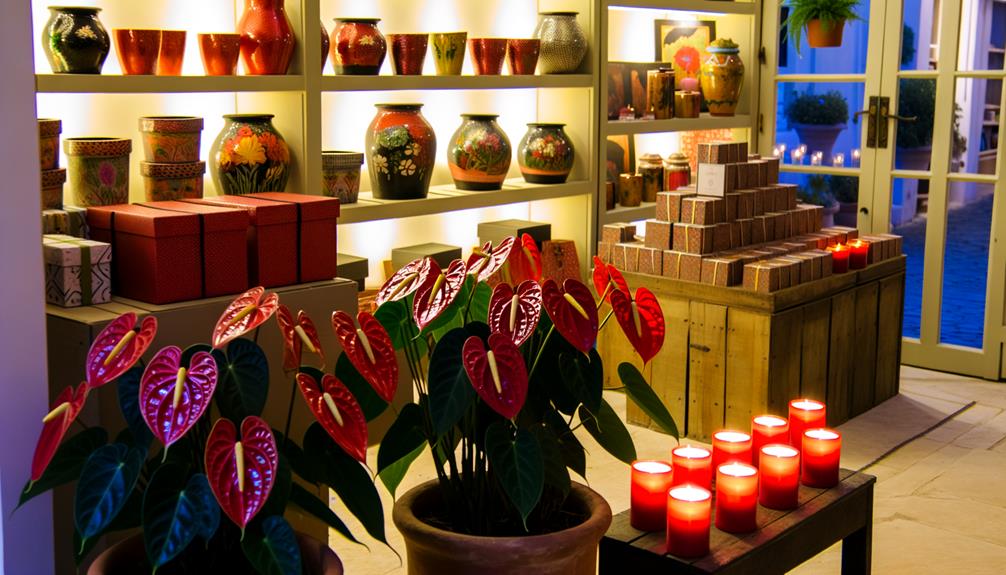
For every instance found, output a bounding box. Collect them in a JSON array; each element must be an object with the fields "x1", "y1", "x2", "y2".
[
  {"x1": 199, "y1": 33, "x2": 241, "y2": 75},
  {"x1": 138, "y1": 116, "x2": 203, "y2": 163},
  {"x1": 114, "y1": 29, "x2": 161, "y2": 75},
  {"x1": 517, "y1": 123, "x2": 575, "y2": 184},
  {"x1": 42, "y1": 6, "x2": 110, "y2": 74},
  {"x1": 321, "y1": 151, "x2": 364, "y2": 204},
  {"x1": 388, "y1": 33, "x2": 428, "y2": 75},
  {"x1": 506, "y1": 39, "x2": 541, "y2": 75},
  {"x1": 64, "y1": 137, "x2": 131, "y2": 206},
  {"x1": 209, "y1": 114, "x2": 291, "y2": 195},
  {"x1": 534, "y1": 12, "x2": 587, "y2": 74},
  {"x1": 140, "y1": 161, "x2": 206, "y2": 201},
  {"x1": 447, "y1": 114, "x2": 511, "y2": 191},
  {"x1": 332, "y1": 18, "x2": 386, "y2": 75},
  {"x1": 238, "y1": 0, "x2": 296, "y2": 75},
  {"x1": 38, "y1": 119, "x2": 62, "y2": 171},
  {"x1": 468, "y1": 38, "x2": 507, "y2": 75},
  {"x1": 699, "y1": 46, "x2": 744, "y2": 117},
  {"x1": 157, "y1": 30, "x2": 186, "y2": 75},
  {"x1": 366, "y1": 104, "x2": 436, "y2": 200},
  {"x1": 430, "y1": 32, "x2": 466, "y2": 75},
  {"x1": 321, "y1": 21, "x2": 330, "y2": 72}
]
